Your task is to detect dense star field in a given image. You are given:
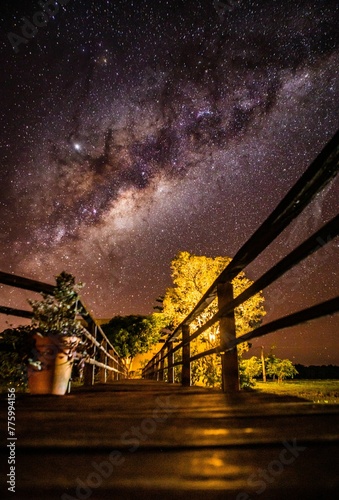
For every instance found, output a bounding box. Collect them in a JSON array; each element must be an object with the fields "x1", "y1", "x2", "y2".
[{"x1": 0, "y1": 0, "x2": 338, "y2": 365}]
